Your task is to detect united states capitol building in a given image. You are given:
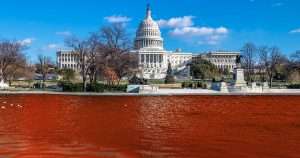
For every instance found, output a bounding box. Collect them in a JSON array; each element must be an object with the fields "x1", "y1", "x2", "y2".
[
  {"x1": 131, "y1": 5, "x2": 239, "y2": 79},
  {"x1": 131, "y1": 5, "x2": 192, "y2": 79},
  {"x1": 57, "y1": 5, "x2": 240, "y2": 80}
]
